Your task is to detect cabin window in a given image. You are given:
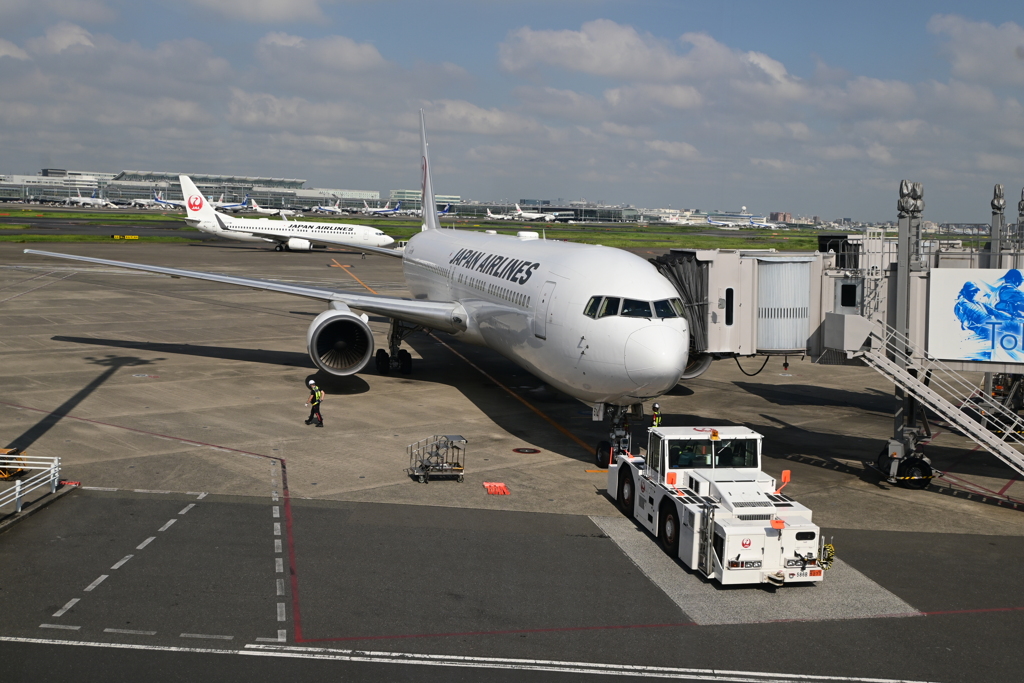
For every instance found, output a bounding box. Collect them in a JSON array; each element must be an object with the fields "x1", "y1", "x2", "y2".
[
  {"x1": 621, "y1": 299, "x2": 652, "y2": 318},
  {"x1": 653, "y1": 299, "x2": 678, "y2": 318},
  {"x1": 598, "y1": 297, "x2": 620, "y2": 317},
  {"x1": 583, "y1": 297, "x2": 601, "y2": 318},
  {"x1": 725, "y1": 288, "x2": 734, "y2": 326}
]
